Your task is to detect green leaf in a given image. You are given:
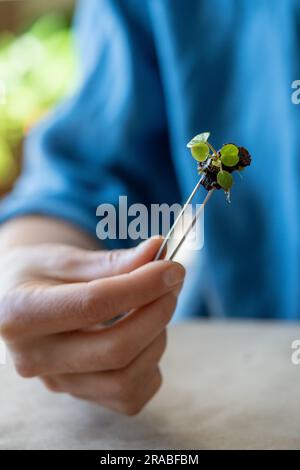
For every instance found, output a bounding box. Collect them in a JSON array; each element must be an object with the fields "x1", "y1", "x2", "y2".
[
  {"x1": 187, "y1": 132, "x2": 210, "y2": 148},
  {"x1": 217, "y1": 170, "x2": 233, "y2": 190},
  {"x1": 220, "y1": 144, "x2": 239, "y2": 167},
  {"x1": 212, "y1": 159, "x2": 222, "y2": 168},
  {"x1": 190, "y1": 142, "x2": 209, "y2": 162}
]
